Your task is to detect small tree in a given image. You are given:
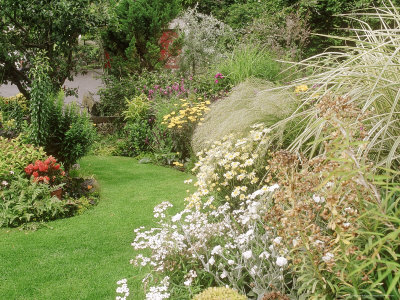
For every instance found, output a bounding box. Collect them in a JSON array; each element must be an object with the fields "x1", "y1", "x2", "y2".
[
  {"x1": 177, "y1": 7, "x2": 234, "y2": 74},
  {"x1": 101, "y1": 0, "x2": 180, "y2": 74},
  {"x1": 0, "y1": 0, "x2": 98, "y2": 99}
]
